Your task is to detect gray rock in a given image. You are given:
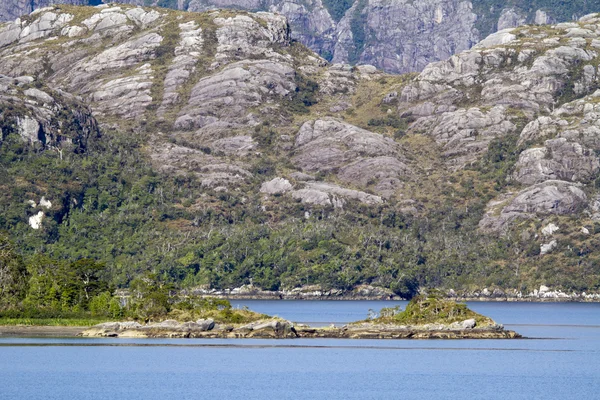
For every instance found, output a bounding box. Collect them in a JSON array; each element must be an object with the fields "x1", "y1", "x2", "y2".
[
  {"x1": 260, "y1": 177, "x2": 293, "y2": 194},
  {"x1": 0, "y1": 75, "x2": 98, "y2": 150},
  {"x1": 151, "y1": 319, "x2": 181, "y2": 328},
  {"x1": 195, "y1": 318, "x2": 215, "y2": 331},
  {"x1": 461, "y1": 319, "x2": 476, "y2": 329},
  {"x1": 409, "y1": 106, "x2": 516, "y2": 168},
  {"x1": 118, "y1": 321, "x2": 143, "y2": 330},
  {"x1": 541, "y1": 223, "x2": 560, "y2": 236},
  {"x1": 479, "y1": 181, "x2": 588, "y2": 233},
  {"x1": 513, "y1": 138, "x2": 600, "y2": 185},
  {"x1": 157, "y1": 21, "x2": 203, "y2": 115},
  {"x1": 291, "y1": 182, "x2": 382, "y2": 208},
  {"x1": 291, "y1": 188, "x2": 332, "y2": 207},
  {"x1": 175, "y1": 60, "x2": 295, "y2": 131},
  {"x1": 292, "y1": 118, "x2": 408, "y2": 195},
  {"x1": 540, "y1": 240, "x2": 558, "y2": 255},
  {"x1": 1, "y1": 1, "x2": 597, "y2": 75},
  {"x1": 289, "y1": 172, "x2": 315, "y2": 181},
  {"x1": 497, "y1": 8, "x2": 526, "y2": 31}
]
